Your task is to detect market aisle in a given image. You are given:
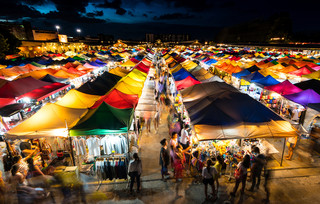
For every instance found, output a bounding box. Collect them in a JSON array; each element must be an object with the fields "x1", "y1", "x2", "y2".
[{"x1": 136, "y1": 65, "x2": 170, "y2": 181}]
